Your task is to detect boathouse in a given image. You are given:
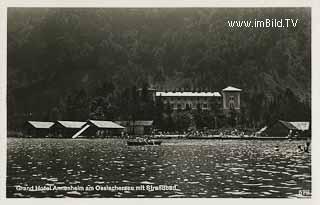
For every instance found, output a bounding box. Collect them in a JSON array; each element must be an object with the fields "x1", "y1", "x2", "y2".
[
  {"x1": 115, "y1": 120, "x2": 154, "y2": 135},
  {"x1": 261, "y1": 120, "x2": 310, "y2": 138},
  {"x1": 24, "y1": 121, "x2": 55, "y2": 137},
  {"x1": 51, "y1": 121, "x2": 86, "y2": 137},
  {"x1": 84, "y1": 120, "x2": 125, "y2": 137}
]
